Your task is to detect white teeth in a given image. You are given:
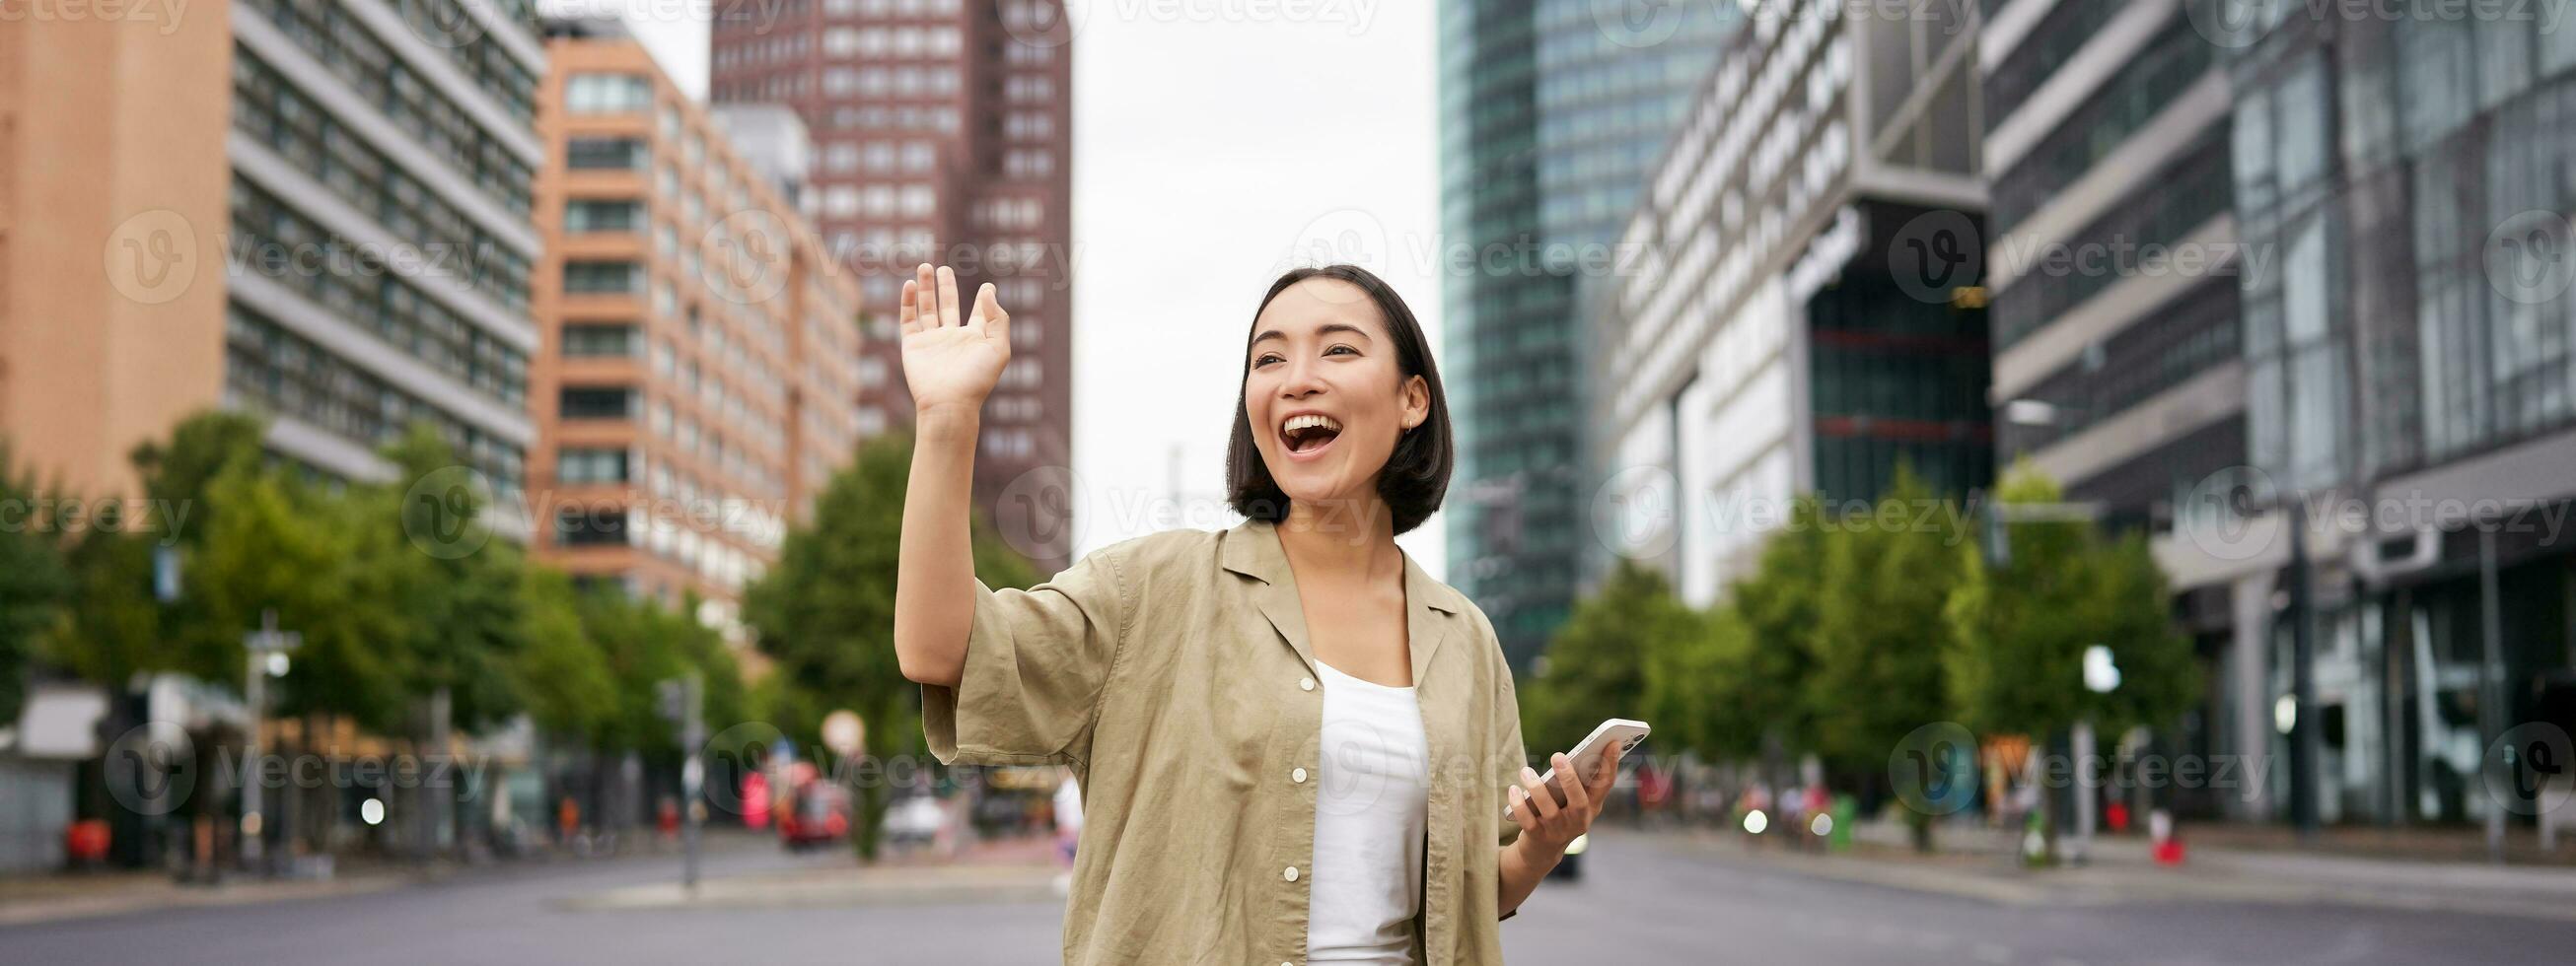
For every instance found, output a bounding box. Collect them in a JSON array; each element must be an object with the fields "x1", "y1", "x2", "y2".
[{"x1": 1282, "y1": 414, "x2": 1341, "y2": 436}]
